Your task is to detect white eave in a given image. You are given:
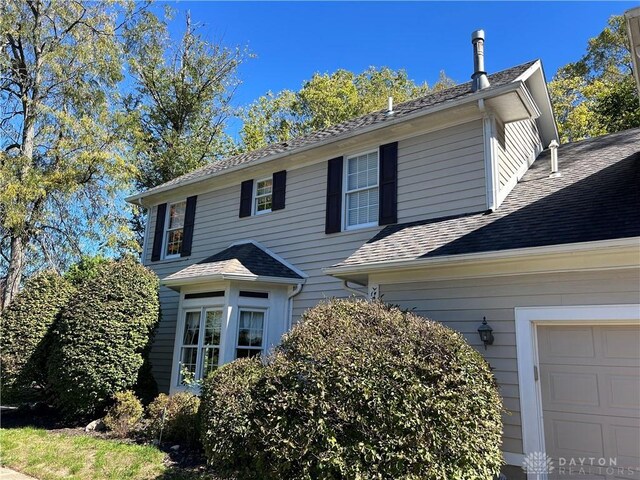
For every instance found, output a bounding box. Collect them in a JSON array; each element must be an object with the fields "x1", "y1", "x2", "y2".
[
  {"x1": 162, "y1": 273, "x2": 306, "y2": 290},
  {"x1": 626, "y1": 7, "x2": 640, "y2": 96},
  {"x1": 323, "y1": 237, "x2": 640, "y2": 283}
]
